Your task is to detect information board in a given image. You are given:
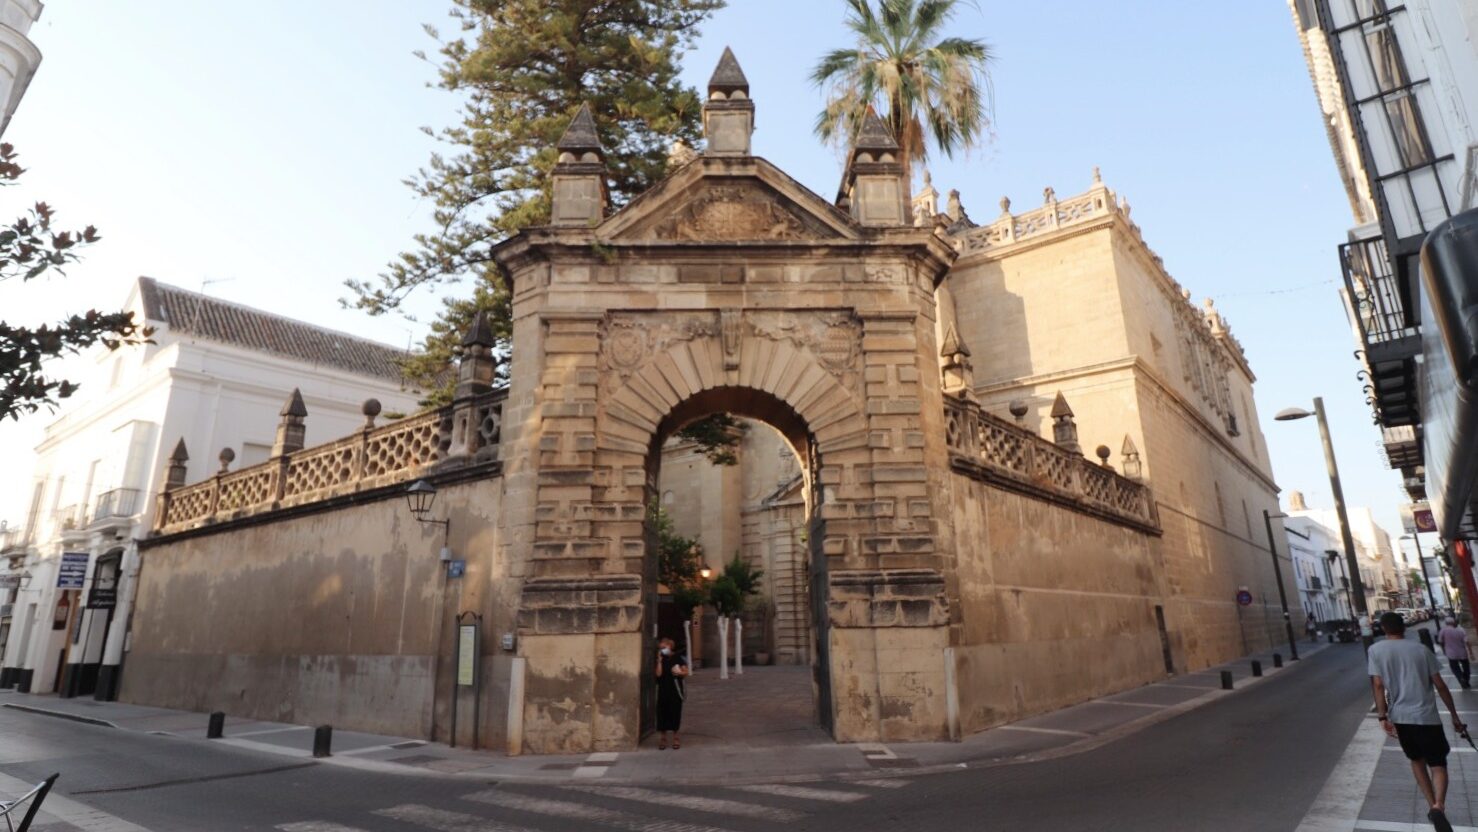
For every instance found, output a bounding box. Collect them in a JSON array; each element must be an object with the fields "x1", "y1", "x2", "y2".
[
  {"x1": 57, "y1": 553, "x2": 89, "y2": 589},
  {"x1": 457, "y1": 624, "x2": 477, "y2": 687}
]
